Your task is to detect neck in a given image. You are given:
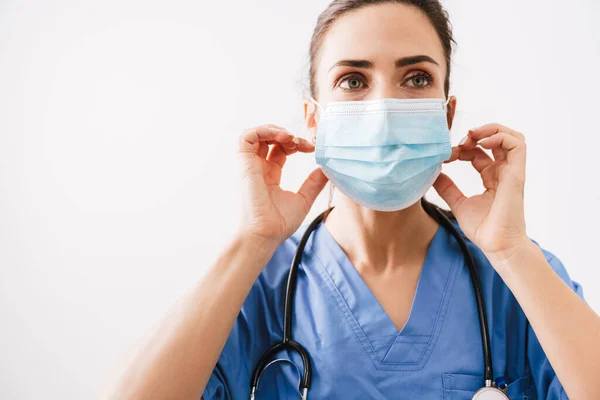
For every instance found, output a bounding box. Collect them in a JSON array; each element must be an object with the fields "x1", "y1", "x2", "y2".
[{"x1": 324, "y1": 197, "x2": 439, "y2": 273}]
